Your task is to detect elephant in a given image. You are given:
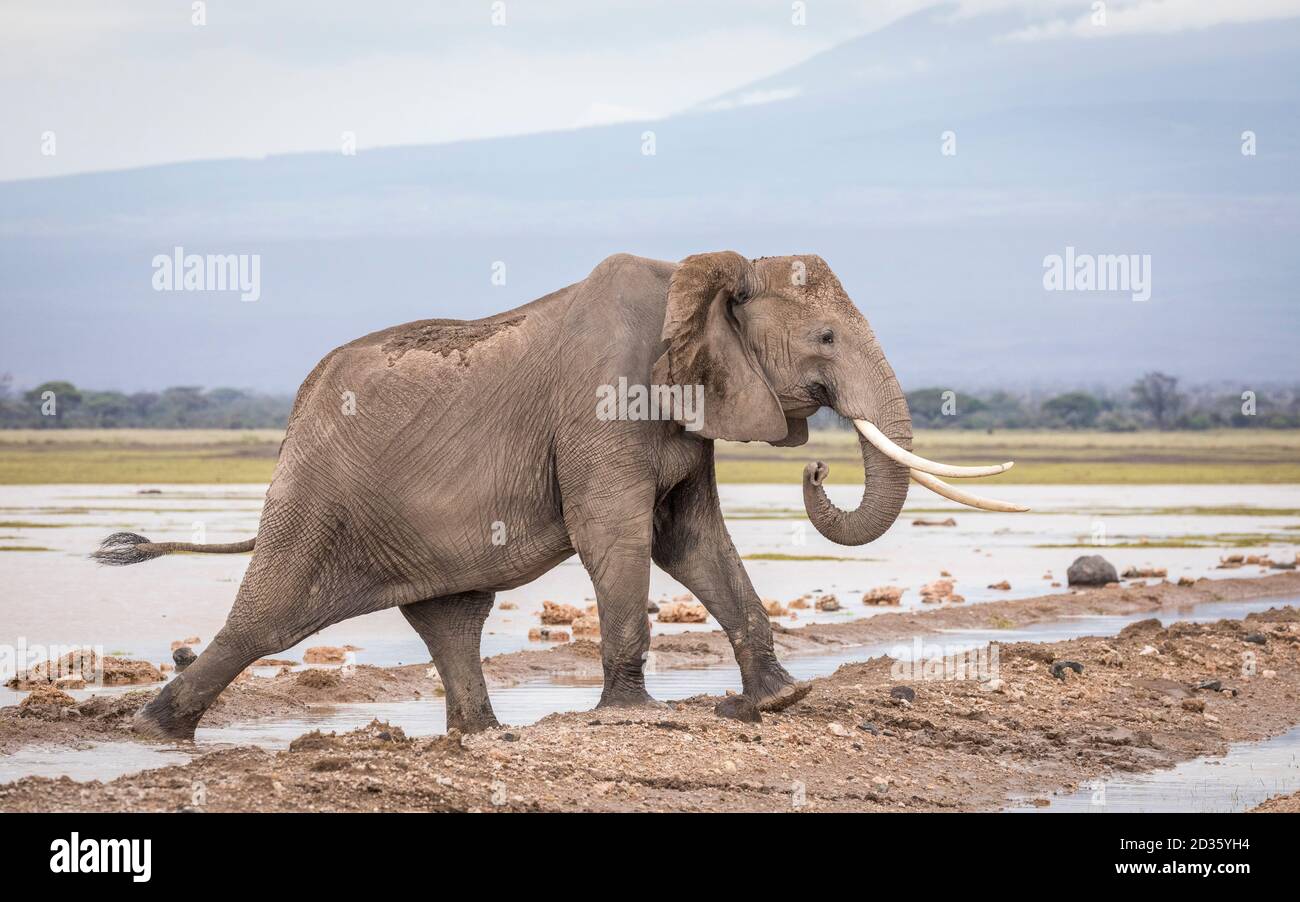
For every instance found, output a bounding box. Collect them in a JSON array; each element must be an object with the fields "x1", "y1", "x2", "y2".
[{"x1": 94, "y1": 251, "x2": 1018, "y2": 739}]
